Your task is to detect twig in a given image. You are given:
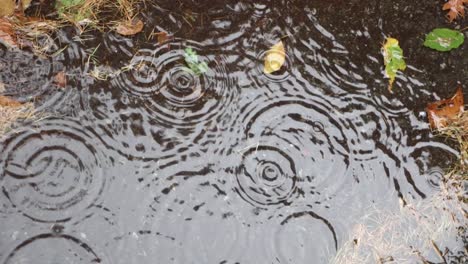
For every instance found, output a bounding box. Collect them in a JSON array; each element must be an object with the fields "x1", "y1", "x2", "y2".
[{"x1": 430, "y1": 240, "x2": 447, "y2": 264}]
